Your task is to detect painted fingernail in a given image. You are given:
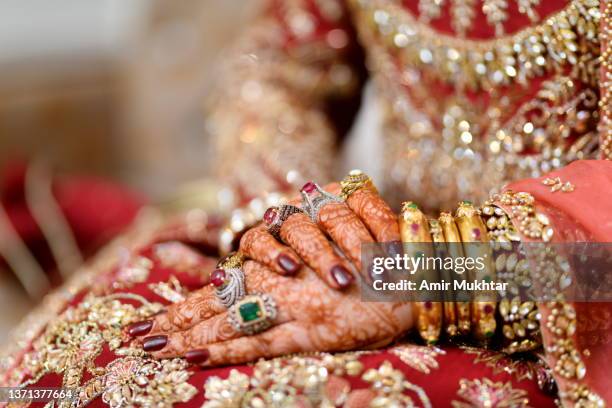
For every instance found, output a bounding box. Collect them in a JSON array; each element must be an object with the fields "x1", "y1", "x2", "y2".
[
  {"x1": 185, "y1": 349, "x2": 210, "y2": 364},
  {"x1": 277, "y1": 254, "x2": 300, "y2": 275},
  {"x1": 127, "y1": 320, "x2": 153, "y2": 337},
  {"x1": 143, "y1": 335, "x2": 167, "y2": 352},
  {"x1": 331, "y1": 265, "x2": 354, "y2": 288},
  {"x1": 388, "y1": 241, "x2": 403, "y2": 258}
]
